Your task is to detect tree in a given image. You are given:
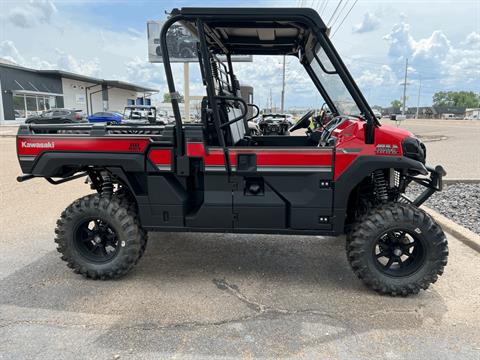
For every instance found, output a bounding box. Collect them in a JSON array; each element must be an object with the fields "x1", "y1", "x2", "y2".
[
  {"x1": 390, "y1": 99, "x2": 402, "y2": 112},
  {"x1": 433, "y1": 91, "x2": 480, "y2": 108},
  {"x1": 163, "y1": 92, "x2": 184, "y2": 103}
]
